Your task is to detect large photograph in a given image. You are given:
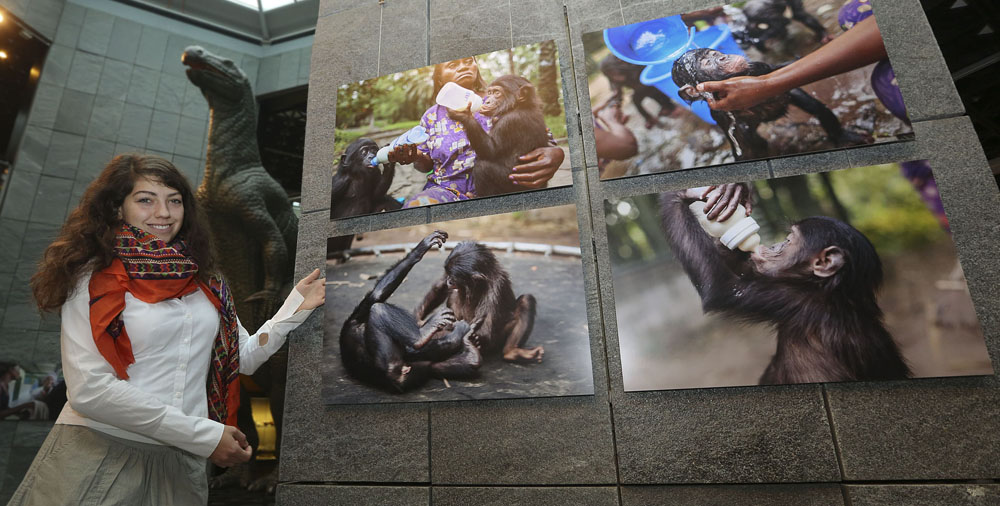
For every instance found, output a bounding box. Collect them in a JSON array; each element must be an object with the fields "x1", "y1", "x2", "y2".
[
  {"x1": 583, "y1": 1, "x2": 914, "y2": 179},
  {"x1": 332, "y1": 41, "x2": 571, "y2": 220},
  {"x1": 322, "y1": 205, "x2": 593, "y2": 404},
  {"x1": 605, "y1": 161, "x2": 993, "y2": 391}
]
